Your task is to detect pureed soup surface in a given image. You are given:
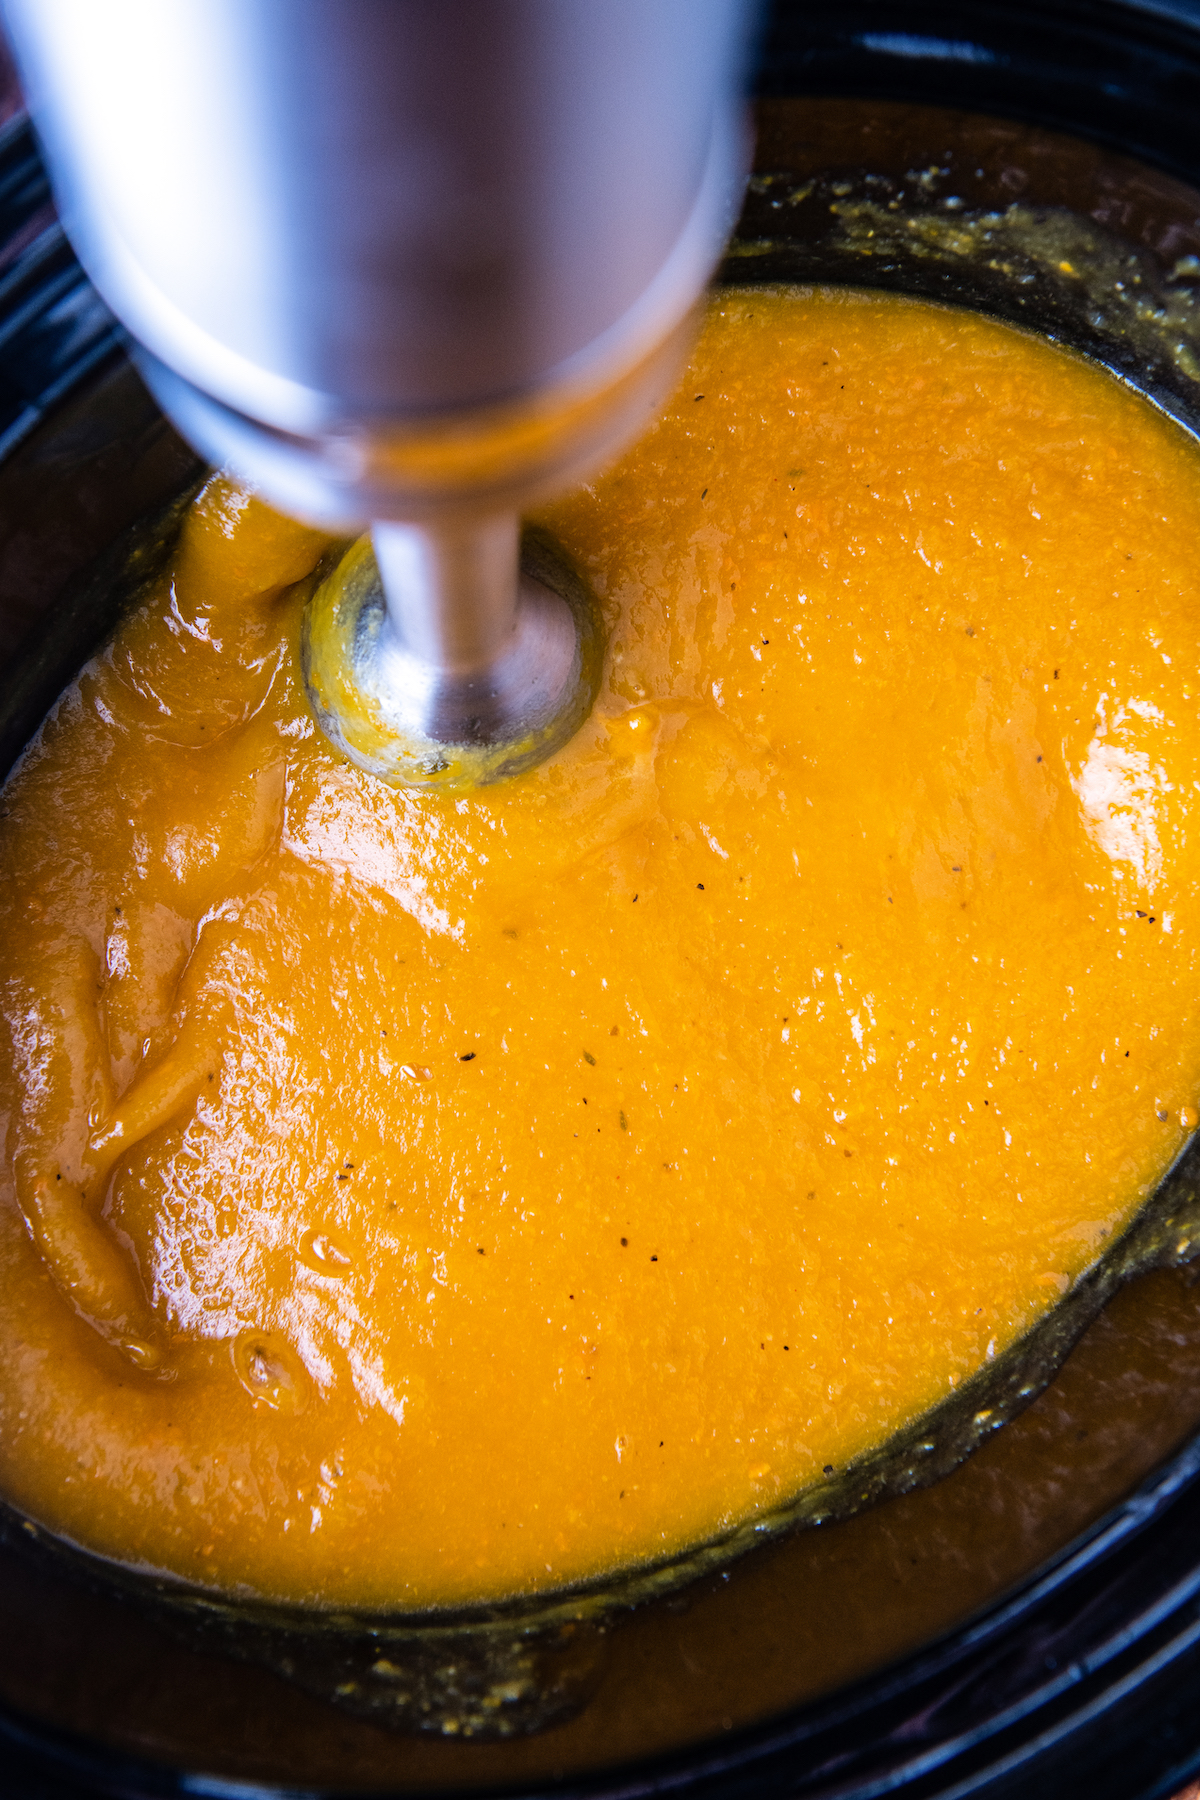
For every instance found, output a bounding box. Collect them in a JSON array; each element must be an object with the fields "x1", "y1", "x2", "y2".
[{"x1": 2, "y1": 288, "x2": 1200, "y2": 1610}]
